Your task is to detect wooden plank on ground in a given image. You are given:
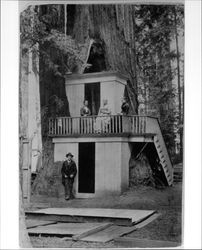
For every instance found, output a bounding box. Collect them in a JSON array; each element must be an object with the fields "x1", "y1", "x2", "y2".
[
  {"x1": 79, "y1": 225, "x2": 135, "y2": 242},
  {"x1": 26, "y1": 219, "x2": 57, "y2": 229},
  {"x1": 26, "y1": 208, "x2": 156, "y2": 226},
  {"x1": 134, "y1": 212, "x2": 160, "y2": 229},
  {"x1": 114, "y1": 237, "x2": 180, "y2": 248},
  {"x1": 78, "y1": 213, "x2": 160, "y2": 243},
  {"x1": 72, "y1": 223, "x2": 112, "y2": 241},
  {"x1": 28, "y1": 222, "x2": 111, "y2": 237}
]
